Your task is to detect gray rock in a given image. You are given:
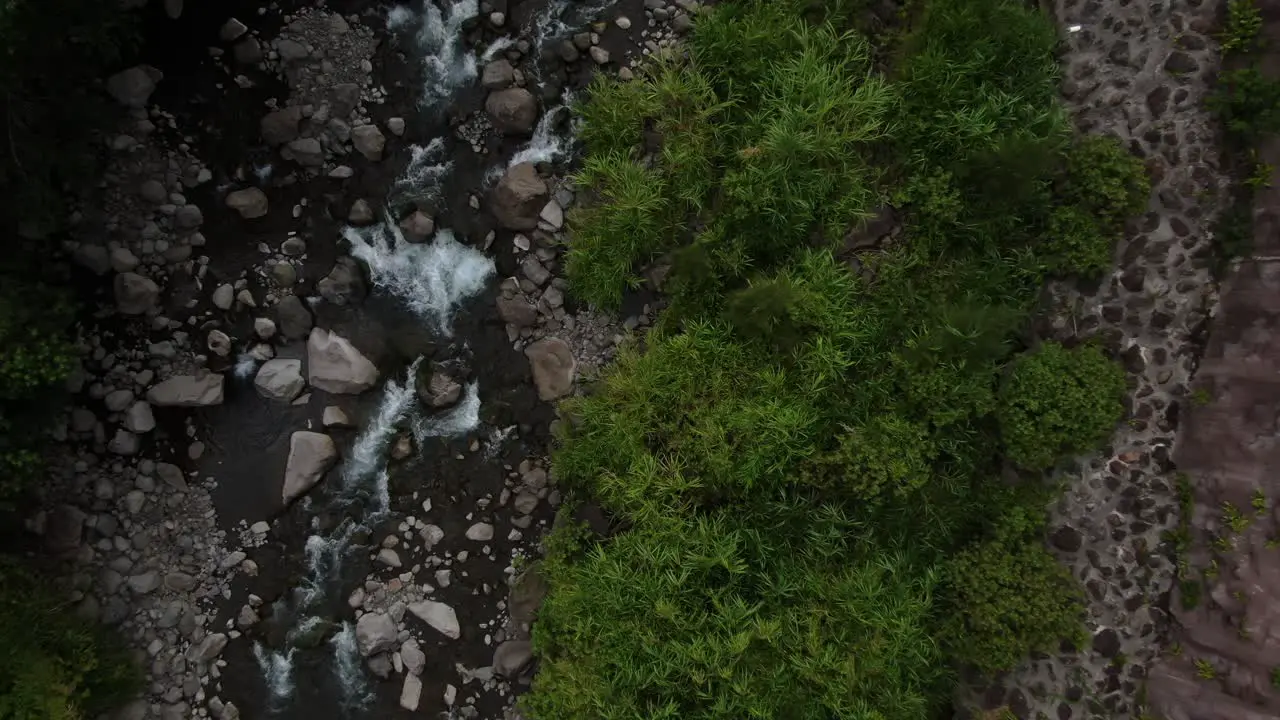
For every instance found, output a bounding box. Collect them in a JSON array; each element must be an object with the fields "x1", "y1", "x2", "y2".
[
  {"x1": 285, "y1": 138, "x2": 324, "y2": 168},
  {"x1": 254, "y1": 359, "x2": 305, "y2": 402},
  {"x1": 355, "y1": 612, "x2": 397, "y2": 656},
  {"x1": 493, "y1": 640, "x2": 534, "y2": 679},
  {"x1": 482, "y1": 59, "x2": 515, "y2": 89},
  {"x1": 491, "y1": 163, "x2": 549, "y2": 230},
  {"x1": 399, "y1": 210, "x2": 434, "y2": 243},
  {"x1": 589, "y1": 46, "x2": 611, "y2": 65},
  {"x1": 107, "y1": 65, "x2": 162, "y2": 108},
  {"x1": 260, "y1": 107, "x2": 302, "y2": 146},
  {"x1": 174, "y1": 204, "x2": 203, "y2": 229},
  {"x1": 400, "y1": 639, "x2": 426, "y2": 676},
  {"x1": 220, "y1": 17, "x2": 248, "y2": 42},
  {"x1": 212, "y1": 284, "x2": 235, "y2": 310},
  {"x1": 539, "y1": 199, "x2": 564, "y2": 229},
  {"x1": 282, "y1": 431, "x2": 338, "y2": 506},
  {"x1": 322, "y1": 405, "x2": 351, "y2": 428},
  {"x1": 114, "y1": 272, "x2": 160, "y2": 315},
  {"x1": 207, "y1": 329, "x2": 232, "y2": 357},
  {"x1": 274, "y1": 295, "x2": 313, "y2": 340},
  {"x1": 348, "y1": 199, "x2": 375, "y2": 225},
  {"x1": 226, "y1": 187, "x2": 269, "y2": 219},
  {"x1": 74, "y1": 245, "x2": 111, "y2": 275},
  {"x1": 521, "y1": 255, "x2": 551, "y2": 286},
  {"x1": 525, "y1": 337, "x2": 576, "y2": 401},
  {"x1": 407, "y1": 600, "x2": 460, "y2": 639},
  {"x1": 70, "y1": 408, "x2": 96, "y2": 433},
  {"x1": 387, "y1": 117, "x2": 406, "y2": 136},
  {"x1": 156, "y1": 462, "x2": 187, "y2": 490},
  {"x1": 254, "y1": 317, "x2": 277, "y2": 339},
  {"x1": 270, "y1": 262, "x2": 297, "y2": 287},
  {"x1": 400, "y1": 673, "x2": 422, "y2": 711},
  {"x1": 188, "y1": 633, "x2": 228, "y2": 664},
  {"x1": 276, "y1": 38, "x2": 309, "y2": 63},
  {"x1": 317, "y1": 256, "x2": 367, "y2": 306},
  {"x1": 466, "y1": 522, "x2": 494, "y2": 541},
  {"x1": 147, "y1": 373, "x2": 225, "y2": 406},
  {"x1": 108, "y1": 429, "x2": 140, "y2": 456},
  {"x1": 376, "y1": 548, "x2": 402, "y2": 567},
  {"x1": 352, "y1": 124, "x2": 386, "y2": 161},
  {"x1": 513, "y1": 491, "x2": 539, "y2": 515},
  {"x1": 110, "y1": 248, "x2": 140, "y2": 273},
  {"x1": 307, "y1": 328, "x2": 378, "y2": 394},
  {"x1": 44, "y1": 505, "x2": 85, "y2": 553},
  {"x1": 497, "y1": 295, "x2": 538, "y2": 328},
  {"x1": 421, "y1": 371, "x2": 462, "y2": 408},
  {"x1": 123, "y1": 401, "x2": 156, "y2": 433},
  {"x1": 485, "y1": 88, "x2": 539, "y2": 135},
  {"x1": 105, "y1": 389, "x2": 135, "y2": 412},
  {"x1": 127, "y1": 571, "x2": 161, "y2": 594},
  {"x1": 233, "y1": 38, "x2": 263, "y2": 65}
]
